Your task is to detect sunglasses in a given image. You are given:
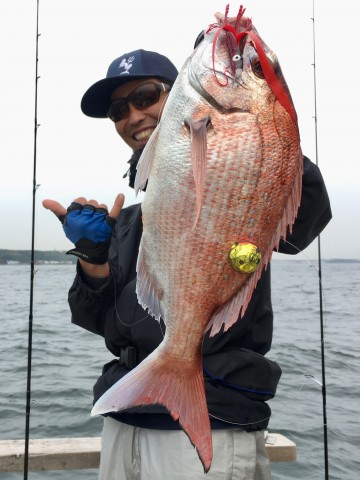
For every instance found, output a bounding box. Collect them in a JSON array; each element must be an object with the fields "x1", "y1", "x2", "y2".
[{"x1": 107, "y1": 82, "x2": 171, "y2": 123}]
